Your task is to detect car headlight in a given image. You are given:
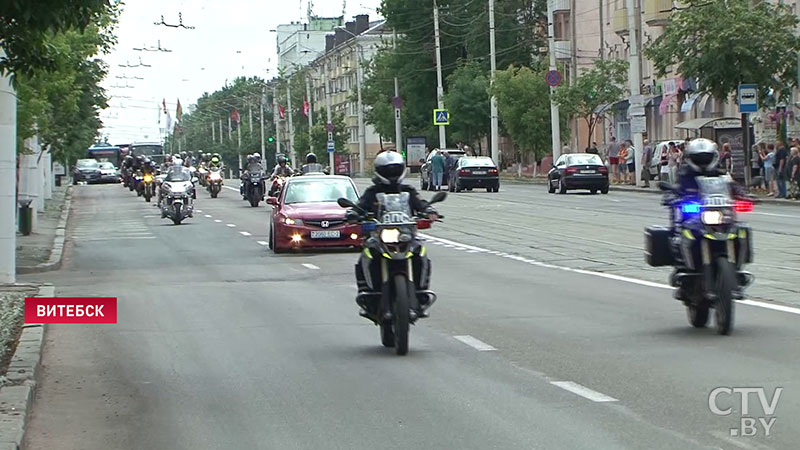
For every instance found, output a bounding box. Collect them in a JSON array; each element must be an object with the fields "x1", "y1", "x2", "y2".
[
  {"x1": 284, "y1": 218, "x2": 303, "y2": 225},
  {"x1": 701, "y1": 210, "x2": 724, "y2": 225},
  {"x1": 380, "y1": 228, "x2": 401, "y2": 243}
]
